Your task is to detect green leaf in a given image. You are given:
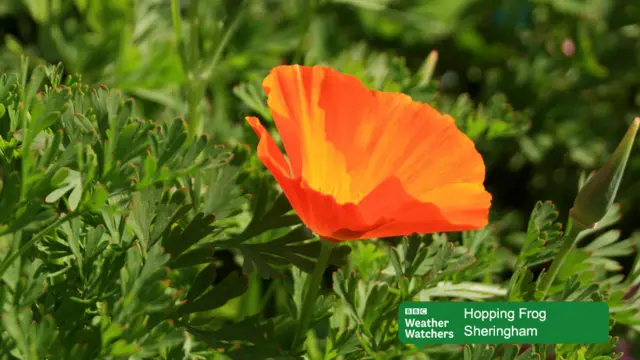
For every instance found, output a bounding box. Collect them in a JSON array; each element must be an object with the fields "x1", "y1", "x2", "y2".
[
  {"x1": 507, "y1": 267, "x2": 538, "y2": 301},
  {"x1": 88, "y1": 184, "x2": 109, "y2": 211},
  {"x1": 179, "y1": 272, "x2": 248, "y2": 314},
  {"x1": 463, "y1": 345, "x2": 495, "y2": 360},
  {"x1": 51, "y1": 167, "x2": 70, "y2": 188},
  {"x1": 45, "y1": 169, "x2": 83, "y2": 210},
  {"x1": 187, "y1": 314, "x2": 273, "y2": 347},
  {"x1": 110, "y1": 340, "x2": 141, "y2": 357},
  {"x1": 517, "y1": 201, "x2": 565, "y2": 267},
  {"x1": 185, "y1": 263, "x2": 217, "y2": 303},
  {"x1": 162, "y1": 212, "x2": 217, "y2": 258},
  {"x1": 419, "y1": 282, "x2": 507, "y2": 300}
]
